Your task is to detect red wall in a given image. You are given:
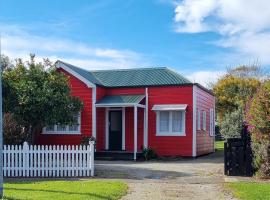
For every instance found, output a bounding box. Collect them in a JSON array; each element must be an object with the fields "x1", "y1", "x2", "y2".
[
  {"x1": 195, "y1": 86, "x2": 215, "y2": 156},
  {"x1": 36, "y1": 69, "x2": 93, "y2": 145},
  {"x1": 148, "y1": 86, "x2": 193, "y2": 156},
  {"x1": 95, "y1": 86, "x2": 194, "y2": 156}
]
